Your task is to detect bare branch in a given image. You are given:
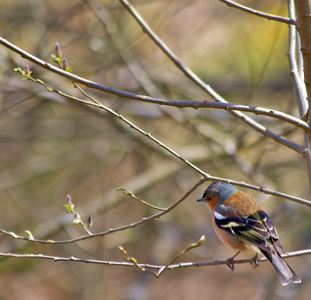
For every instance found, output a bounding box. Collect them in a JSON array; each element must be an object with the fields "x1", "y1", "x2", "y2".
[
  {"x1": 0, "y1": 179, "x2": 205, "y2": 244},
  {"x1": 0, "y1": 175, "x2": 310, "y2": 246},
  {"x1": 7, "y1": 74, "x2": 310, "y2": 208},
  {"x1": 76, "y1": 77, "x2": 304, "y2": 154},
  {"x1": 287, "y1": 0, "x2": 311, "y2": 189},
  {"x1": 5, "y1": 43, "x2": 307, "y2": 137},
  {"x1": 201, "y1": 177, "x2": 311, "y2": 207},
  {"x1": 1, "y1": 174, "x2": 309, "y2": 246},
  {"x1": 29, "y1": 77, "x2": 311, "y2": 206},
  {"x1": 166, "y1": 249, "x2": 311, "y2": 271},
  {"x1": 117, "y1": 1, "x2": 303, "y2": 153},
  {"x1": 219, "y1": 0, "x2": 295, "y2": 25},
  {"x1": 0, "y1": 249, "x2": 309, "y2": 275},
  {"x1": 287, "y1": 0, "x2": 308, "y2": 117},
  {"x1": 2, "y1": 44, "x2": 305, "y2": 155}
]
